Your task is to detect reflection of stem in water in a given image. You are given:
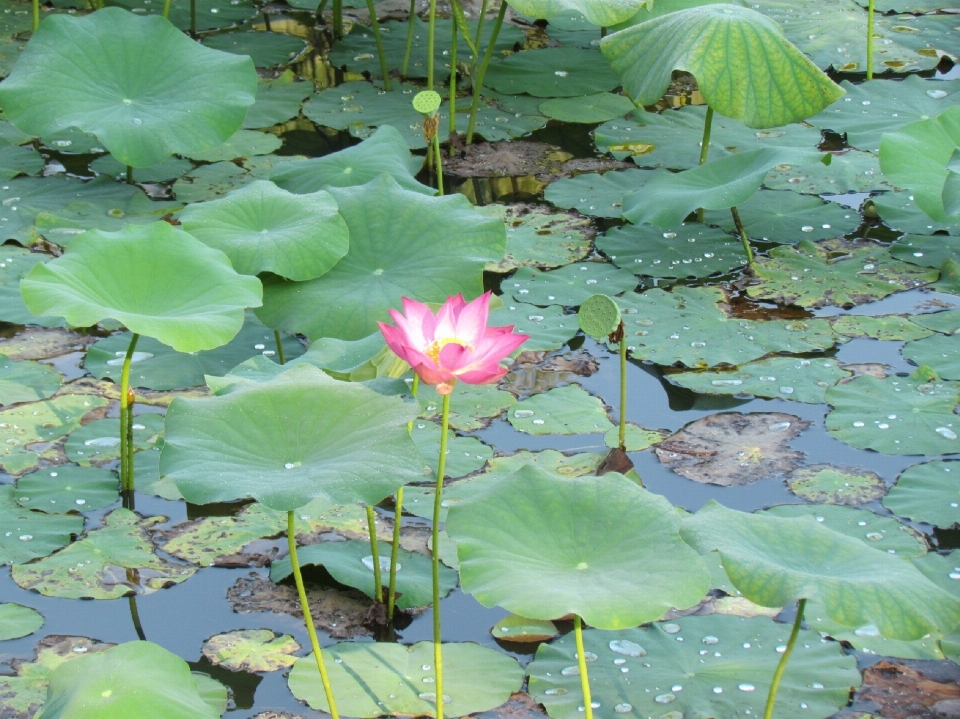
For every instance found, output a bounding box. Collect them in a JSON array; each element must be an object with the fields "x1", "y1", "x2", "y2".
[
  {"x1": 126, "y1": 567, "x2": 147, "y2": 640},
  {"x1": 574, "y1": 615, "x2": 594, "y2": 719},
  {"x1": 274, "y1": 330, "x2": 286, "y2": 365},
  {"x1": 763, "y1": 598, "x2": 806, "y2": 719},
  {"x1": 119, "y1": 333, "x2": 140, "y2": 493},
  {"x1": 431, "y1": 392, "x2": 451, "y2": 719},
  {"x1": 365, "y1": 505, "x2": 383, "y2": 602},
  {"x1": 367, "y1": 0, "x2": 392, "y2": 91},
  {"x1": 389, "y1": 375, "x2": 418, "y2": 620},
  {"x1": 466, "y1": 1, "x2": 507, "y2": 144}
]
